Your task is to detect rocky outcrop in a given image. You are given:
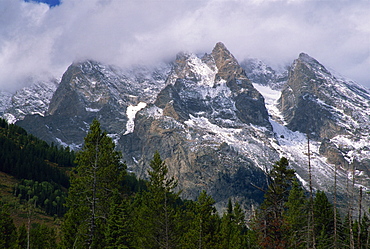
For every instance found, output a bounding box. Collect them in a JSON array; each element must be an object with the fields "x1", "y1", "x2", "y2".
[
  {"x1": 319, "y1": 139, "x2": 348, "y2": 168},
  {"x1": 119, "y1": 104, "x2": 269, "y2": 210},
  {"x1": 1, "y1": 80, "x2": 58, "y2": 123},
  {"x1": 117, "y1": 43, "x2": 278, "y2": 210},
  {"x1": 277, "y1": 53, "x2": 370, "y2": 195},
  {"x1": 158, "y1": 42, "x2": 271, "y2": 130},
  {"x1": 278, "y1": 53, "x2": 346, "y2": 139},
  {"x1": 17, "y1": 60, "x2": 171, "y2": 146},
  {"x1": 212, "y1": 43, "x2": 271, "y2": 128},
  {"x1": 9, "y1": 43, "x2": 370, "y2": 213},
  {"x1": 240, "y1": 58, "x2": 288, "y2": 89}
]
